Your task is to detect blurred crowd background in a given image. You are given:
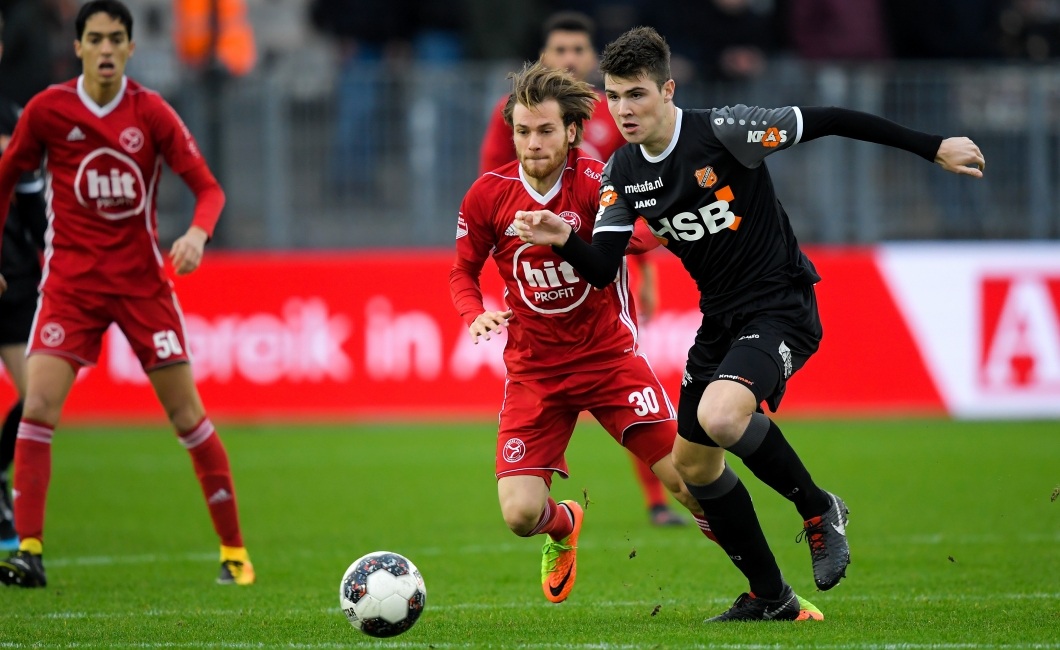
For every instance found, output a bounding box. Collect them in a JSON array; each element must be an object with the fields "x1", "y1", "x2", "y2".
[{"x1": 4, "y1": 0, "x2": 1060, "y2": 248}]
